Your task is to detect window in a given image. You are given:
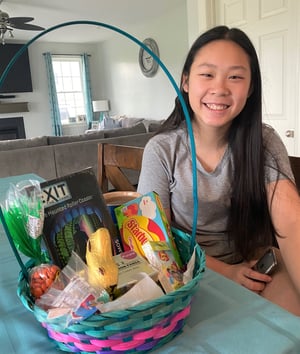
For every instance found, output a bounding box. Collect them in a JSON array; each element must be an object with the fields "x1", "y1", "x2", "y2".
[{"x1": 52, "y1": 55, "x2": 86, "y2": 124}]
